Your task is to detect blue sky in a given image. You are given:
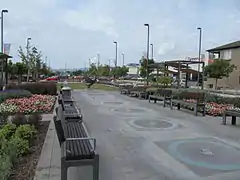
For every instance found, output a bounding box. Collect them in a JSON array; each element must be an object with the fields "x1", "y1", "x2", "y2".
[{"x1": 1, "y1": 0, "x2": 240, "y2": 69}]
